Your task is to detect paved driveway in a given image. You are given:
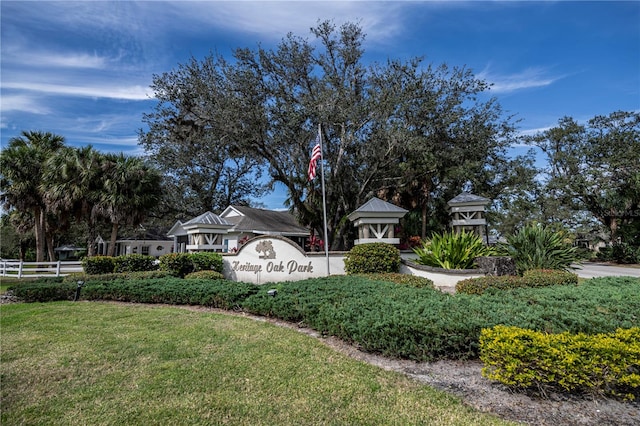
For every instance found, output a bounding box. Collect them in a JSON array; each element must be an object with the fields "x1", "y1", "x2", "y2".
[{"x1": 573, "y1": 262, "x2": 640, "y2": 279}]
